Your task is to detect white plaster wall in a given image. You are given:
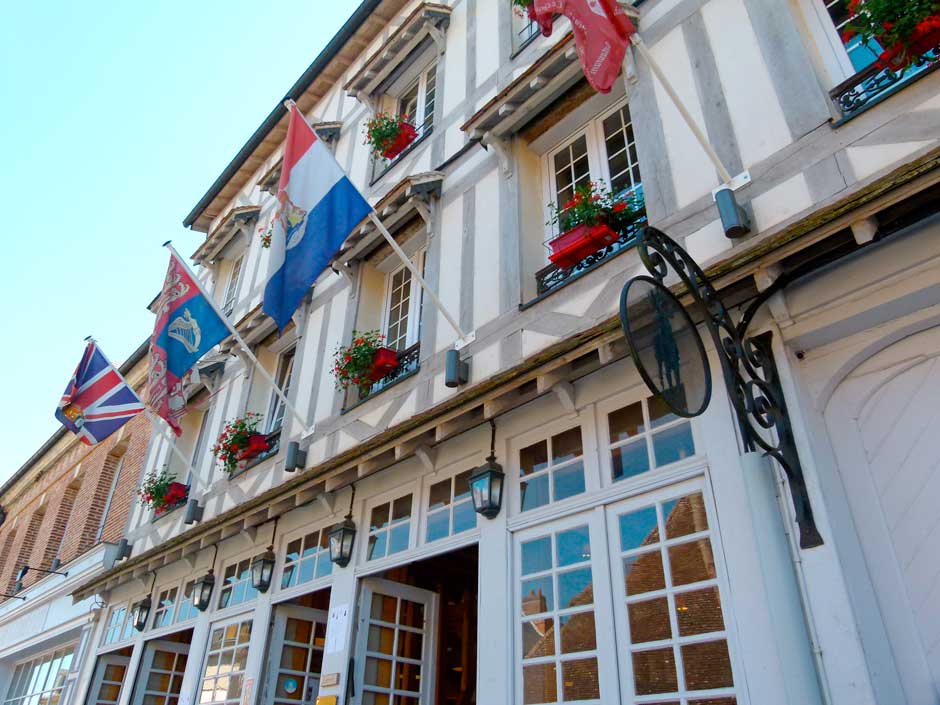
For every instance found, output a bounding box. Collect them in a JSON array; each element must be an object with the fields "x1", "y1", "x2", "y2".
[
  {"x1": 473, "y1": 167, "x2": 501, "y2": 327},
  {"x1": 436, "y1": 197, "x2": 463, "y2": 352}
]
